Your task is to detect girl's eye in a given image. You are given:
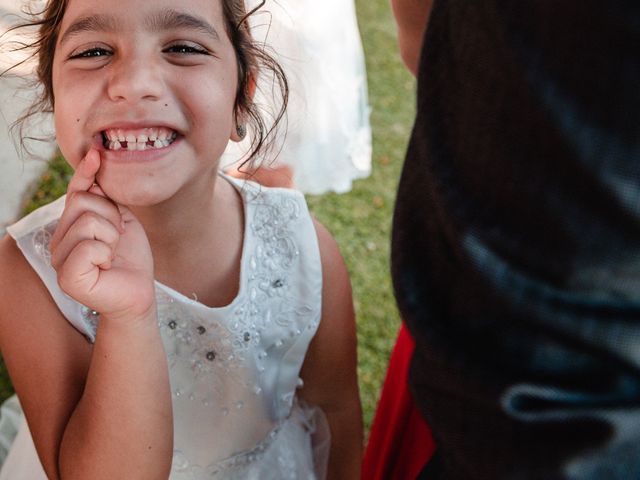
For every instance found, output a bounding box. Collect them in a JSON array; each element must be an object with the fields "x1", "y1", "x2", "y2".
[
  {"x1": 69, "y1": 47, "x2": 112, "y2": 59},
  {"x1": 164, "y1": 44, "x2": 210, "y2": 55}
]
